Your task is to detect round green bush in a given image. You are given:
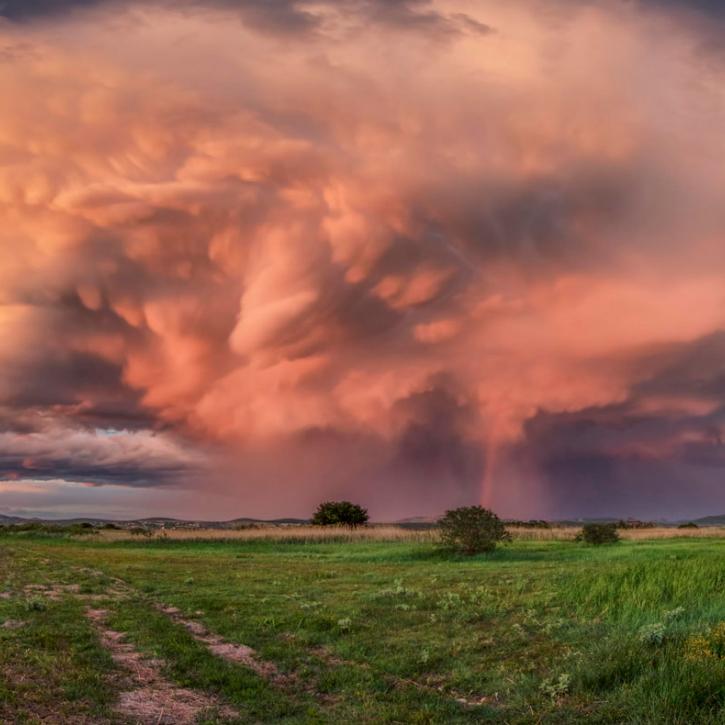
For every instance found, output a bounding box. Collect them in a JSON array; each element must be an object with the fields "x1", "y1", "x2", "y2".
[
  {"x1": 437, "y1": 506, "x2": 509, "y2": 555},
  {"x1": 575, "y1": 522, "x2": 621, "y2": 545}
]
